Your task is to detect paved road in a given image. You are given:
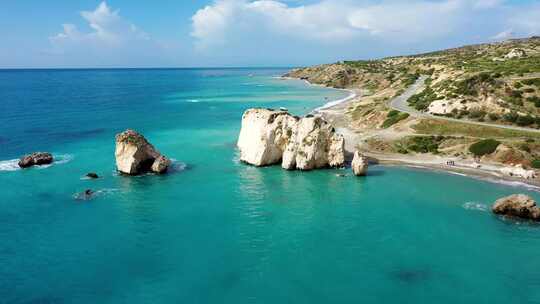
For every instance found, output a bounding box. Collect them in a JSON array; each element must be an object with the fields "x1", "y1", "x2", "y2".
[{"x1": 388, "y1": 77, "x2": 540, "y2": 134}]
